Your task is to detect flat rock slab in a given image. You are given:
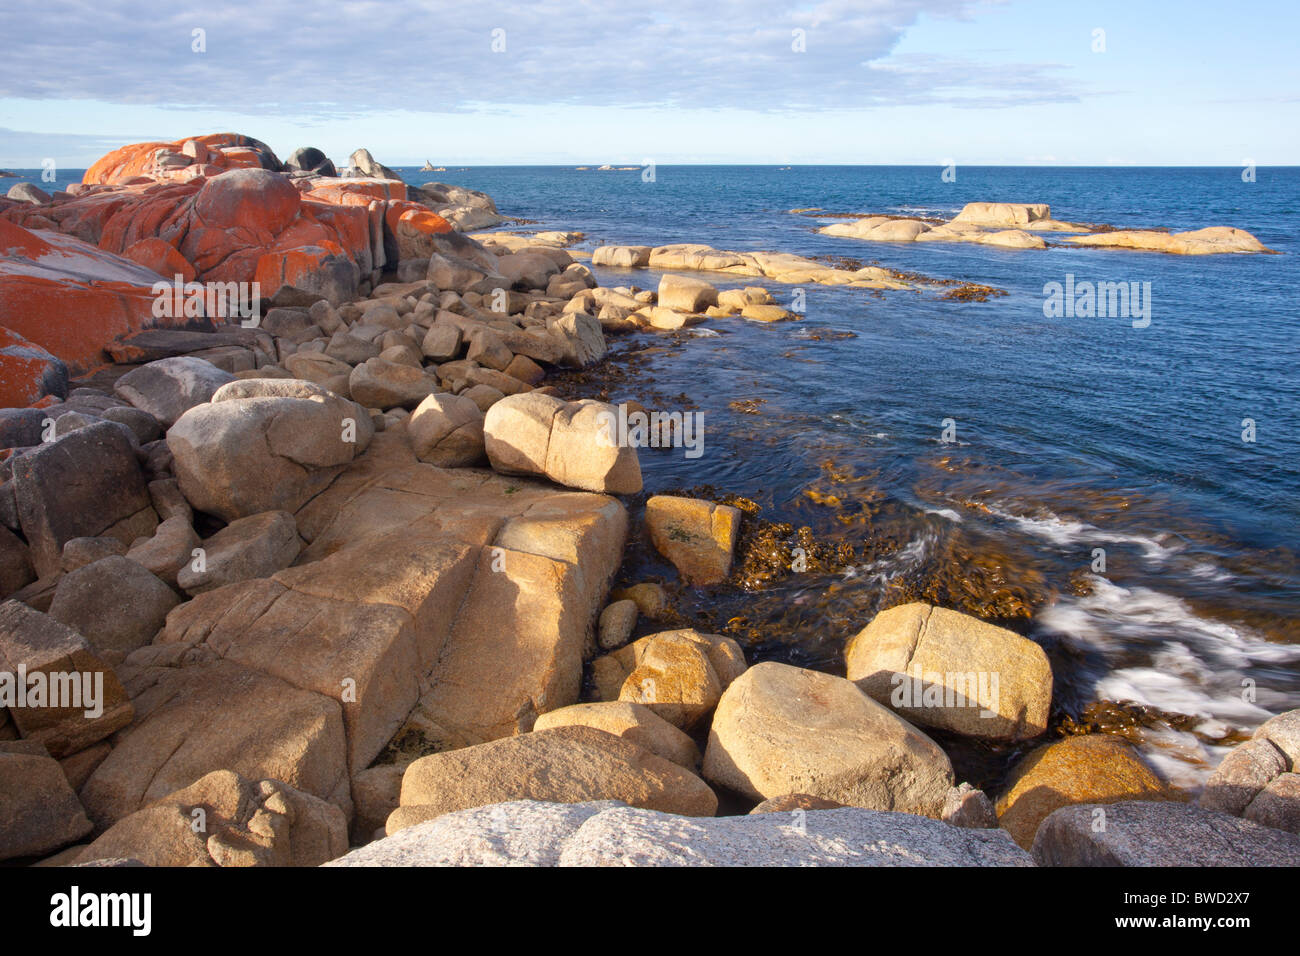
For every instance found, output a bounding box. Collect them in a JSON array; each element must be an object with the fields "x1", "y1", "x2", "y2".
[
  {"x1": 327, "y1": 800, "x2": 619, "y2": 867},
  {"x1": 331, "y1": 800, "x2": 1032, "y2": 866},
  {"x1": 1032, "y1": 800, "x2": 1300, "y2": 866}
]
